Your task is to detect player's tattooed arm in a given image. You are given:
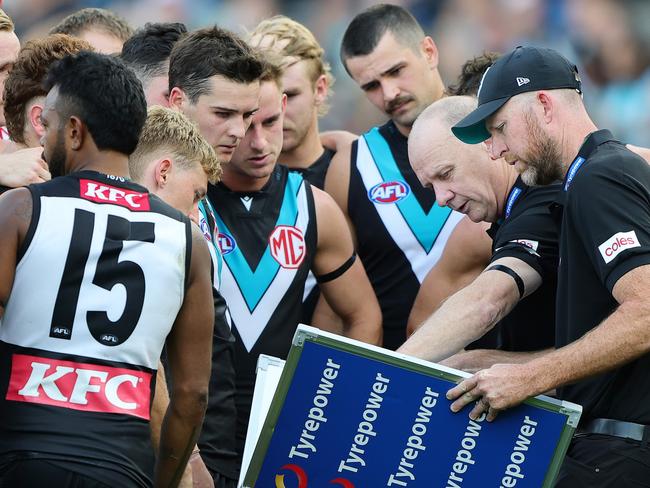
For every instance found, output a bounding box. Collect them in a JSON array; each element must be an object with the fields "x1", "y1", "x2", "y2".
[
  {"x1": 0, "y1": 188, "x2": 32, "y2": 319},
  {"x1": 154, "y1": 225, "x2": 213, "y2": 488}
]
